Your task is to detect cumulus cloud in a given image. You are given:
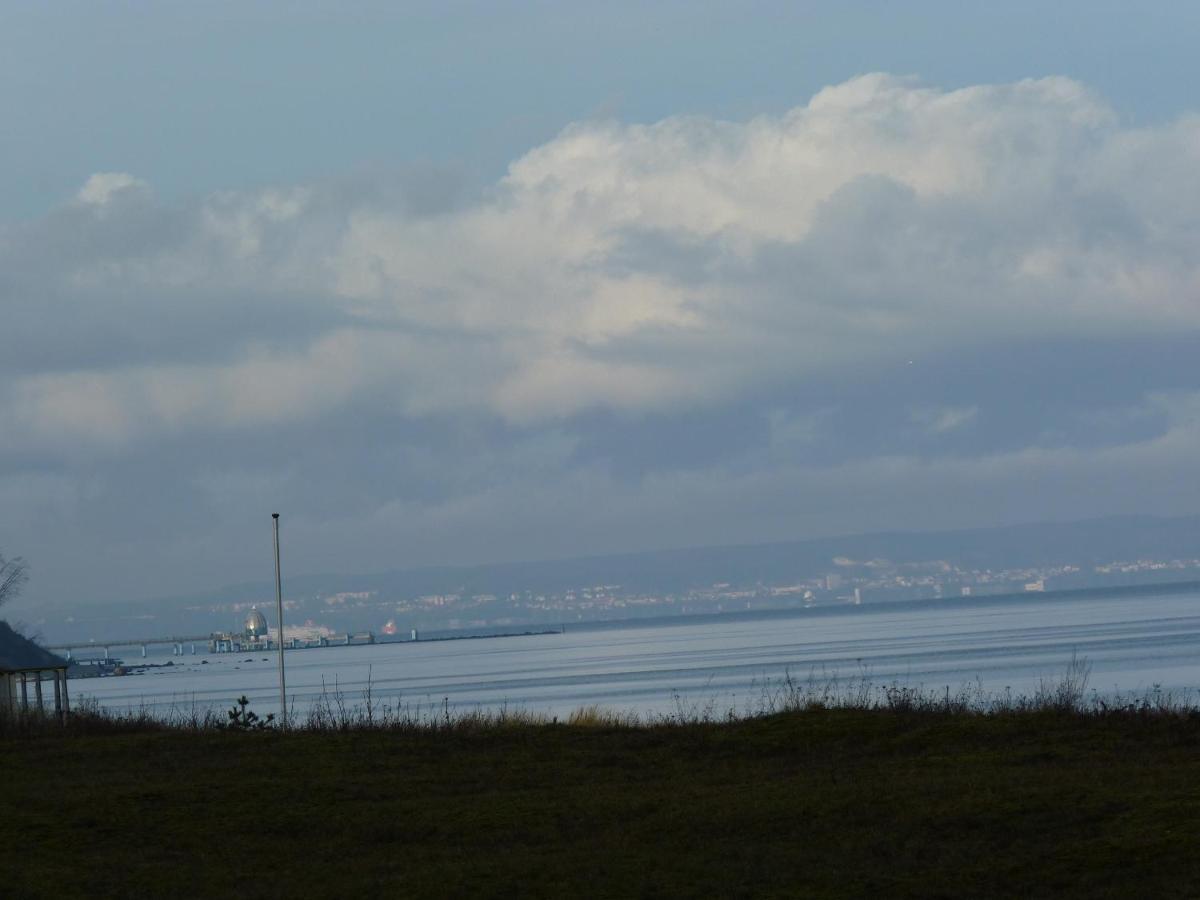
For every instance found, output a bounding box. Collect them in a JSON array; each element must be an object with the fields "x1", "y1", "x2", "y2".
[
  {"x1": 3, "y1": 74, "x2": 1199, "y2": 446},
  {"x1": 5, "y1": 74, "x2": 1200, "y2": 601},
  {"x1": 76, "y1": 172, "x2": 148, "y2": 206}
]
